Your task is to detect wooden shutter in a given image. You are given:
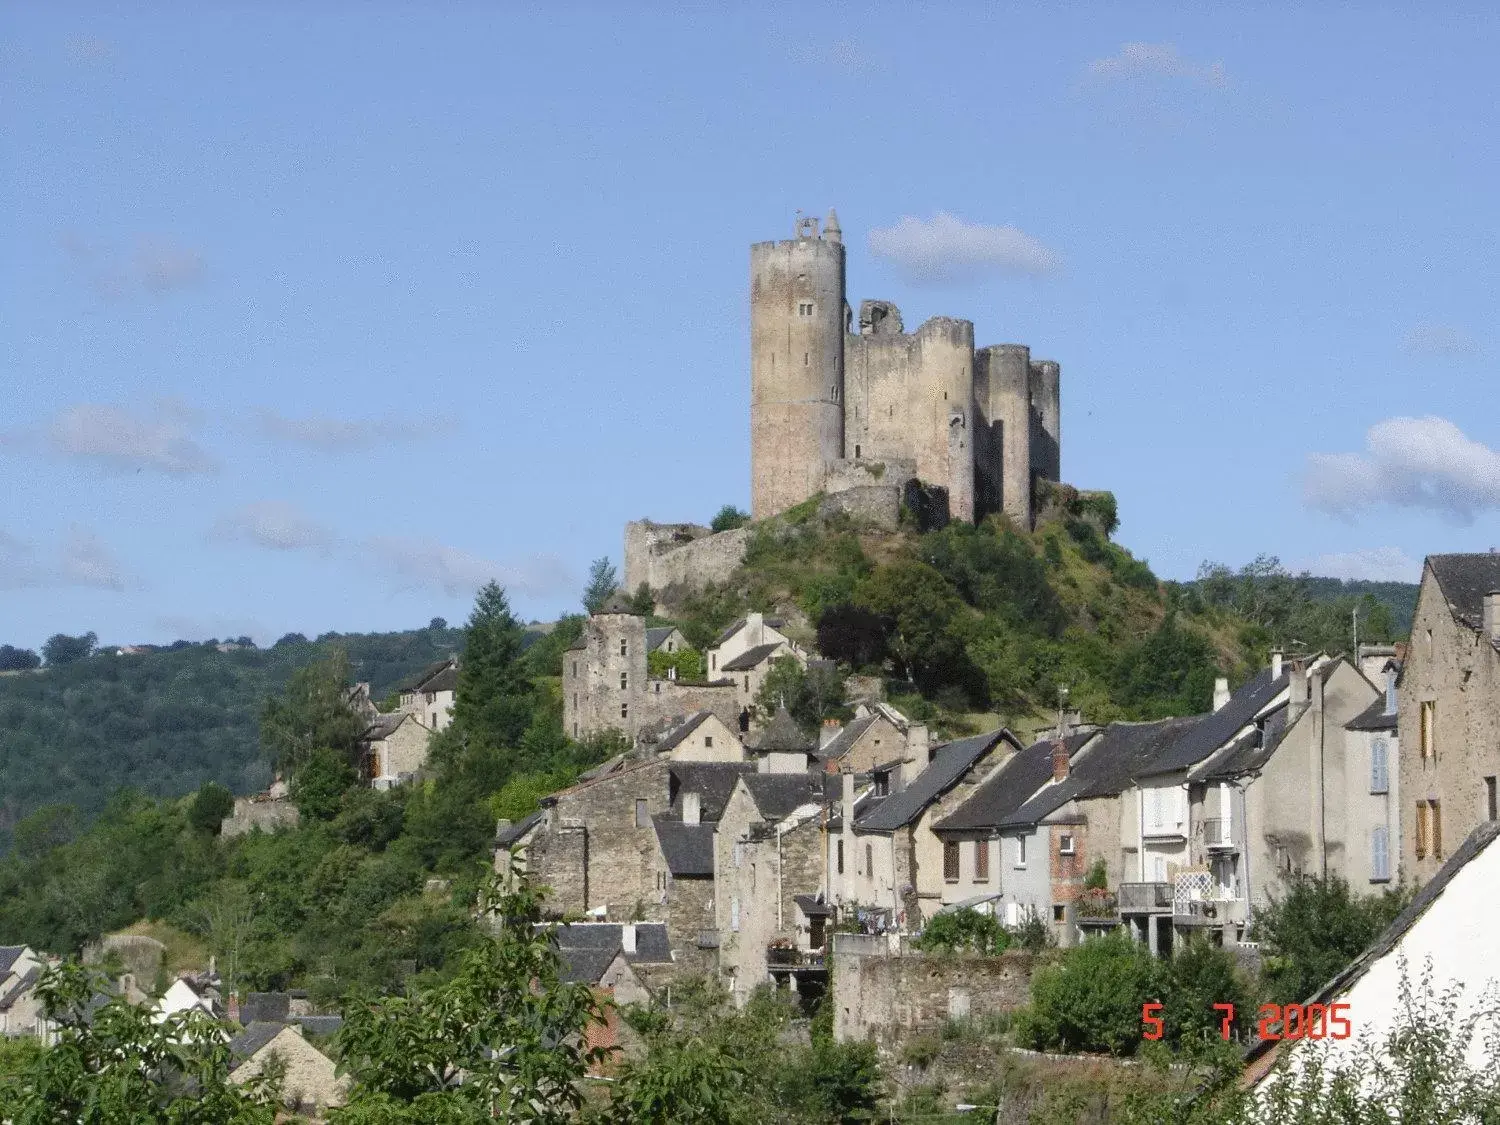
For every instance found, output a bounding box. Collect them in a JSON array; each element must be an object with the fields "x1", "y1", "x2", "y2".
[
  {"x1": 1432, "y1": 800, "x2": 1442, "y2": 858},
  {"x1": 974, "y1": 840, "x2": 989, "y2": 882},
  {"x1": 1415, "y1": 802, "x2": 1429, "y2": 859},
  {"x1": 943, "y1": 841, "x2": 960, "y2": 881}
]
